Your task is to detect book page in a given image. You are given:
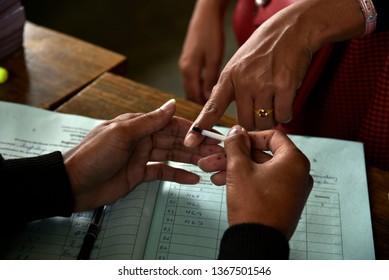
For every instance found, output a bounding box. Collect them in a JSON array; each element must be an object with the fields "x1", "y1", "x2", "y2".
[
  {"x1": 0, "y1": 101, "x2": 158, "y2": 259},
  {"x1": 0, "y1": 102, "x2": 375, "y2": 259},
  {"x1": 288, "y1": 134, "x2": 374, "y2": 259},
  {"x1": 144, "y1": 163, "x2": 226, "y2": 260},
  {"x1": 144, "y1": 128, "x2": 375, "y2": 260},
  {"x1": 1, "y1": 182, "x2": 159, "y2": 260}
]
